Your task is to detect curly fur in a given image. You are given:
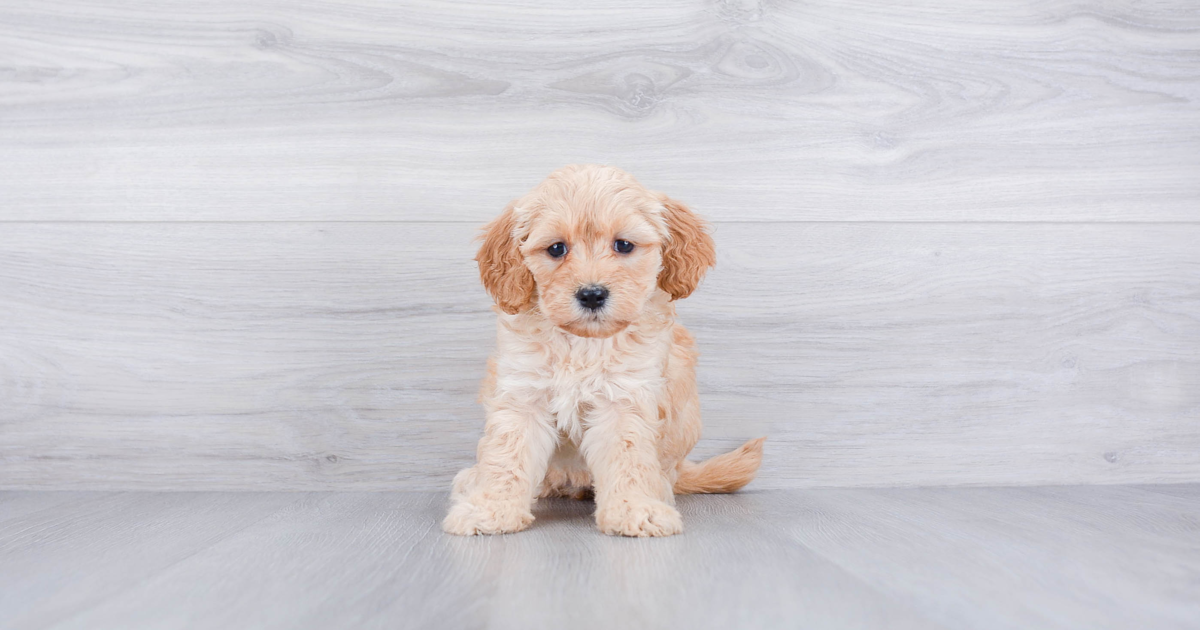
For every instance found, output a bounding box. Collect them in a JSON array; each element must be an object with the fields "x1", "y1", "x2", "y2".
[
  {"x1": 476, "y1": 202, "x2": 536, "y2": 315},
  {"x1": 657, "y1": 195, "x2": 717, "y2": 300},
  {"x1": 444, "y1": 164, "x2": 764, "y2": 538}
]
